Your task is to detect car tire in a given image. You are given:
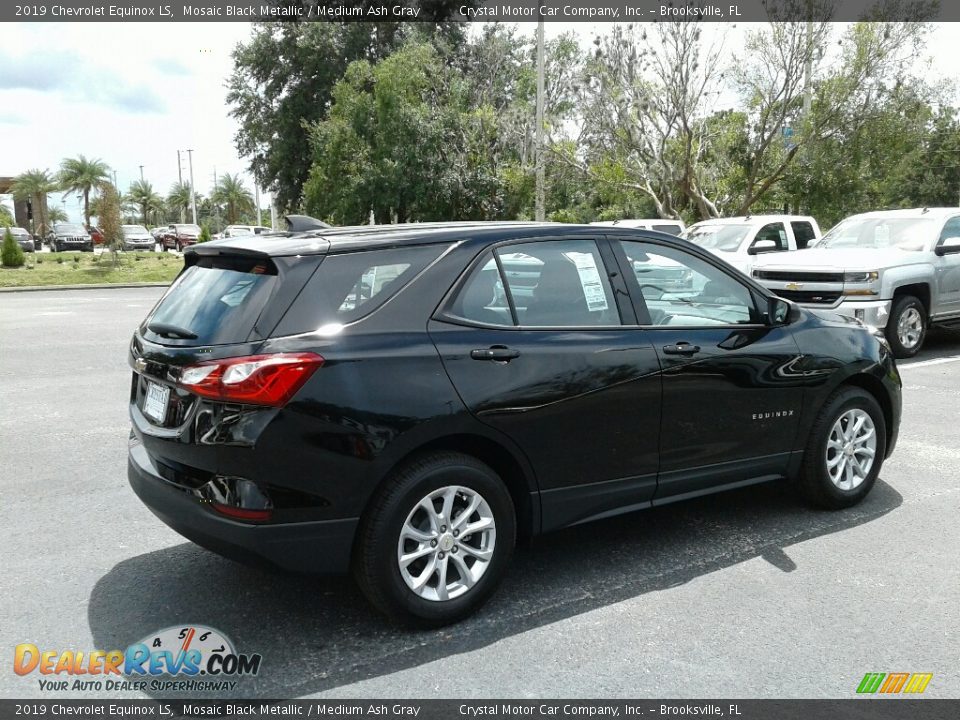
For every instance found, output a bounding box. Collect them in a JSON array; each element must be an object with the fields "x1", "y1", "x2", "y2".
[
  {"x1": 885, "y1": 294, "x2": 926, "y2": 358},
  {"x1": 797, "y1": 386, "x2": 886, "y2": 510},
  {"x1": 353, "y1": 452, "x2": 516, "y2": 627}
]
